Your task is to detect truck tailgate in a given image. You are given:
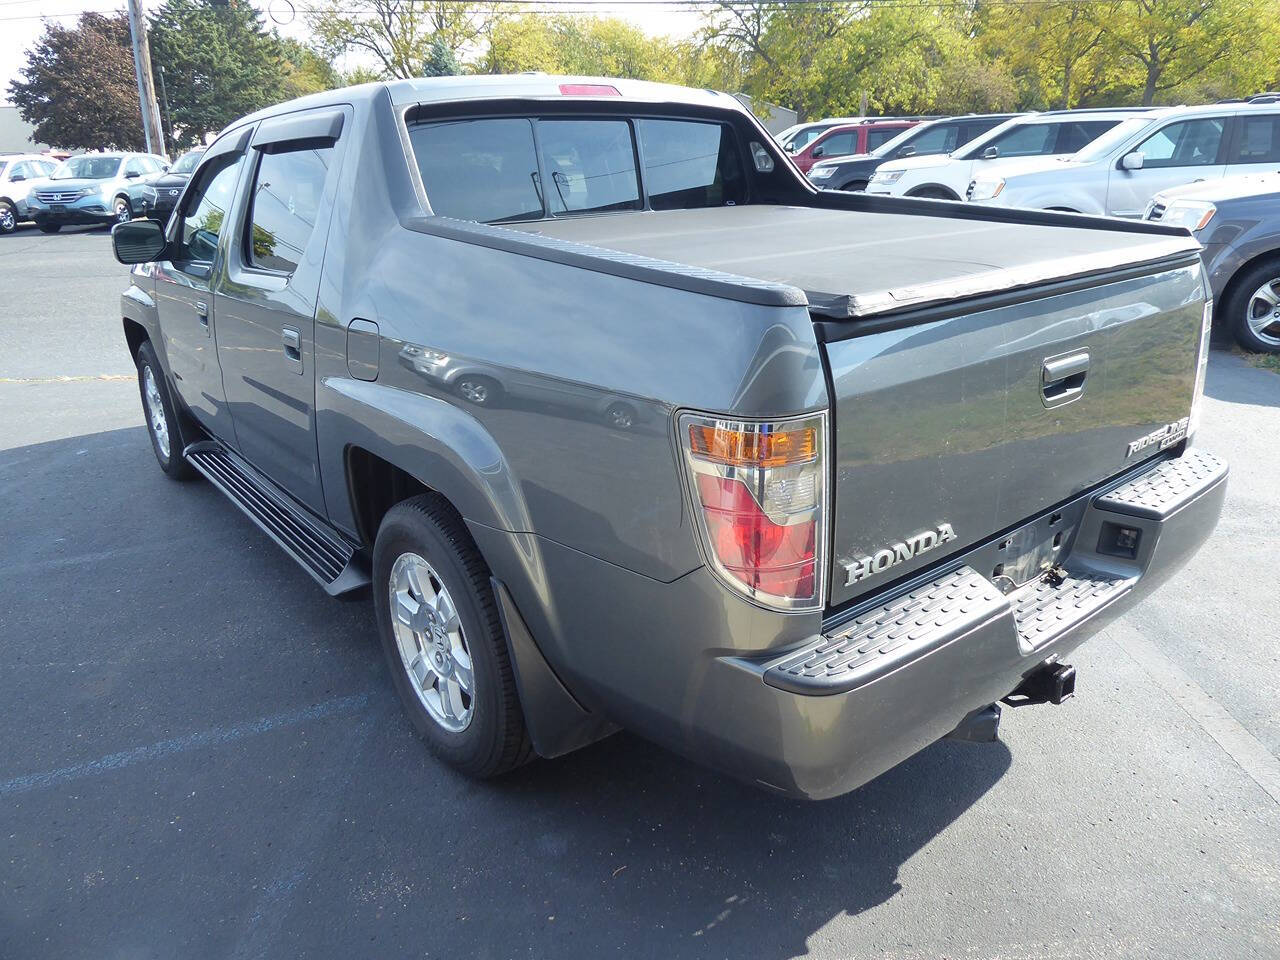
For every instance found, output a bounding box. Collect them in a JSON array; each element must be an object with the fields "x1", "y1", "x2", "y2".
[{"x1": 822, "y1": 261, "x2": 1205, "y2": 608}]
